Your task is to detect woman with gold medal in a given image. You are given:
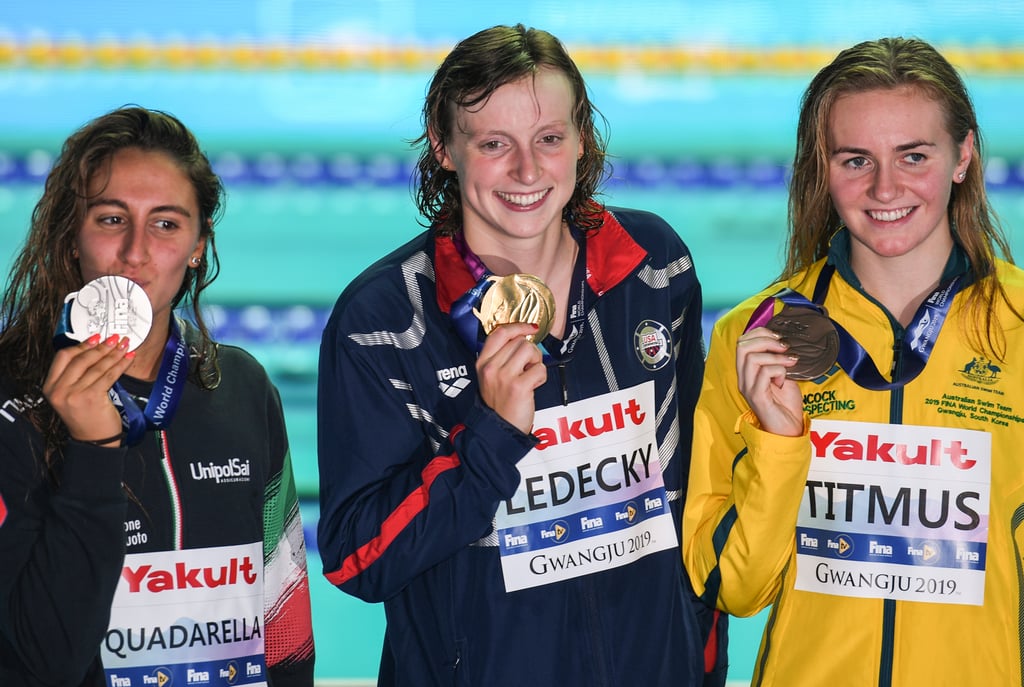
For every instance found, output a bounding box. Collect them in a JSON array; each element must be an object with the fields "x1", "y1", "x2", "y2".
[{"x1": 317, "y1": 23, "x2": 723, "y2": 687}]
